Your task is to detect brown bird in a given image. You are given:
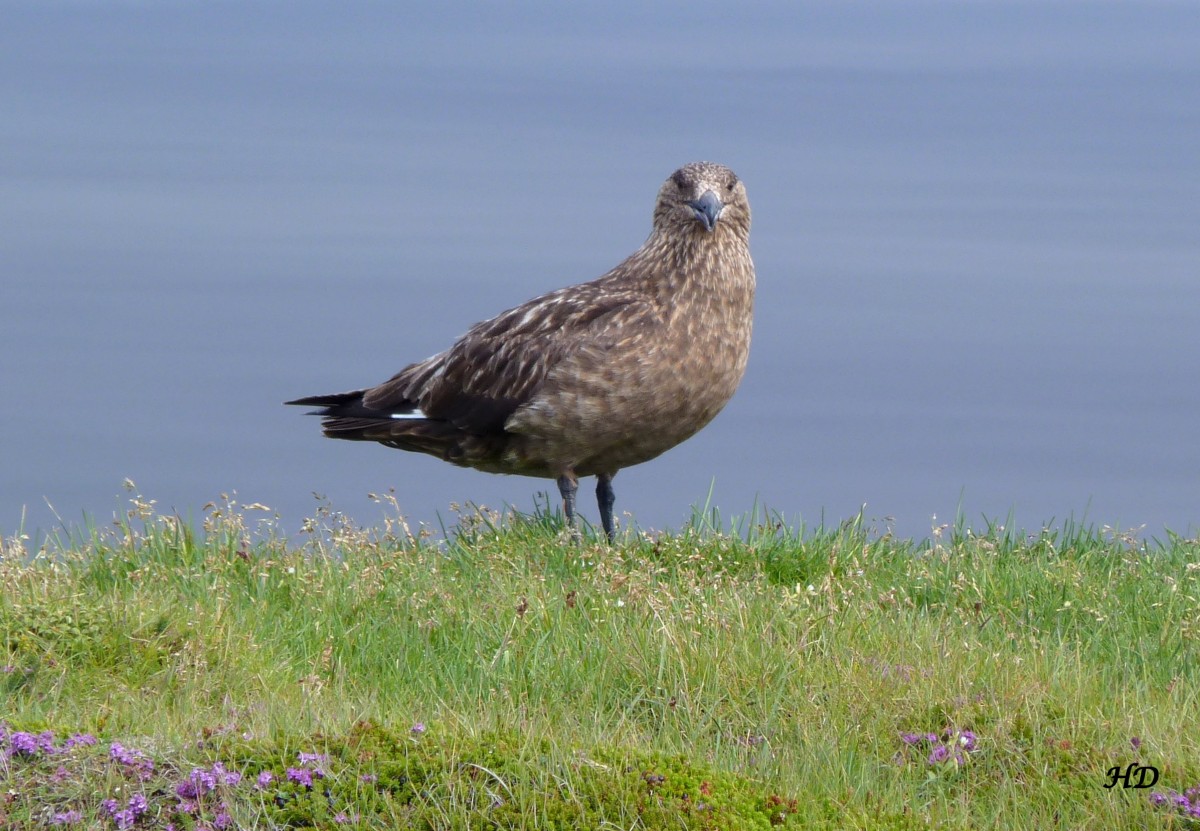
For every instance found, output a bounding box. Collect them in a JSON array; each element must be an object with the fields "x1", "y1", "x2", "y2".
[{"x1": 287, "y1": 161, "x2": 755, "y2": 541}]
